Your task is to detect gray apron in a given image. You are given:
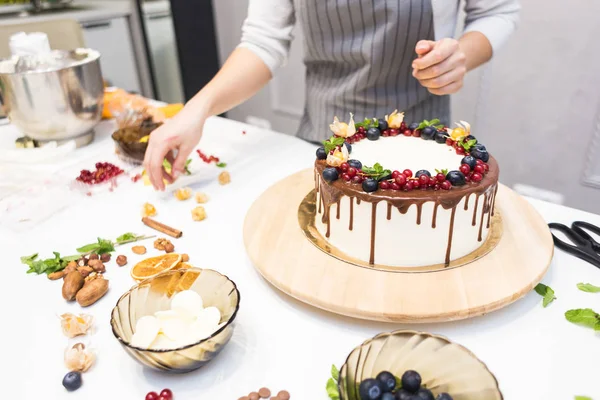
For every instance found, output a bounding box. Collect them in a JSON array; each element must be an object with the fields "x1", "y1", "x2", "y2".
[{"x1": 294, "y1": 0, "x2": 450, "y2": 142}]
